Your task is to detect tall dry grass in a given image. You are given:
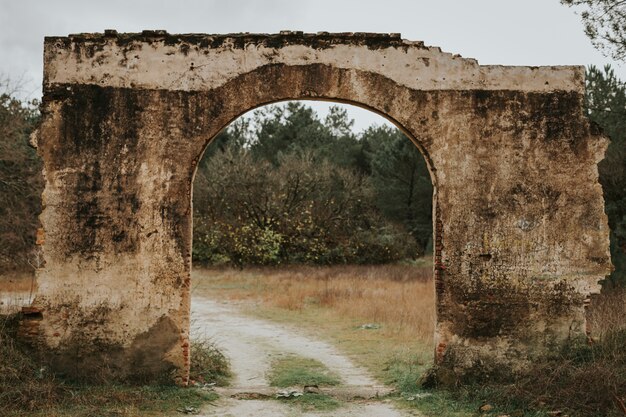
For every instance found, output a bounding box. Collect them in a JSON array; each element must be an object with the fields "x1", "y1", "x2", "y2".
[
  {"x1": 485, "y1": 289, "x2": 626, "y2": 417},
  {"x1": 588, "y1": 287, "x2": 626, "y2": 338},
  {"x1": 193, "y1": 263, "x2": 436, "y2": 344},
  {"x1": 0, "y1": 310, "x2": 220, "y2": 416}
]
